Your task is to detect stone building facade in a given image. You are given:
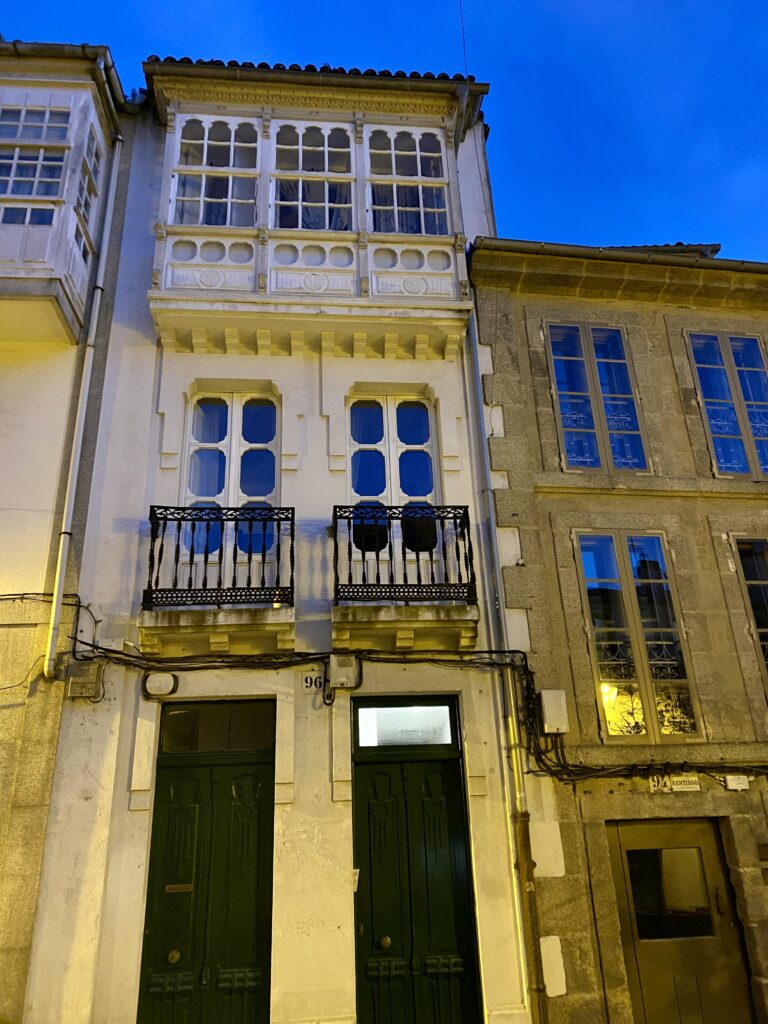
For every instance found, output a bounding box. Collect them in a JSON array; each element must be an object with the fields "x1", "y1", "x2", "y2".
[{"x1": 470, "y1": 238, "x2": 768, "y2": 1023}]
